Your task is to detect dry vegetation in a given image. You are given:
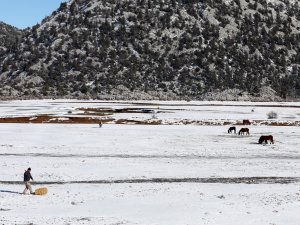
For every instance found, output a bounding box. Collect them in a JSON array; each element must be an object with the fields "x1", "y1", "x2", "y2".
[{"x1": 0, "y1": 114, "x2": 299, "y2": 126}]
